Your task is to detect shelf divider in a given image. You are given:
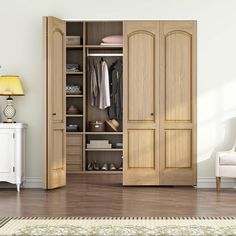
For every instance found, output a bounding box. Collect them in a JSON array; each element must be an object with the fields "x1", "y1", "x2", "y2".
[{"x1": 85, "y1": 148, "x2": 123, "y2": 152}]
